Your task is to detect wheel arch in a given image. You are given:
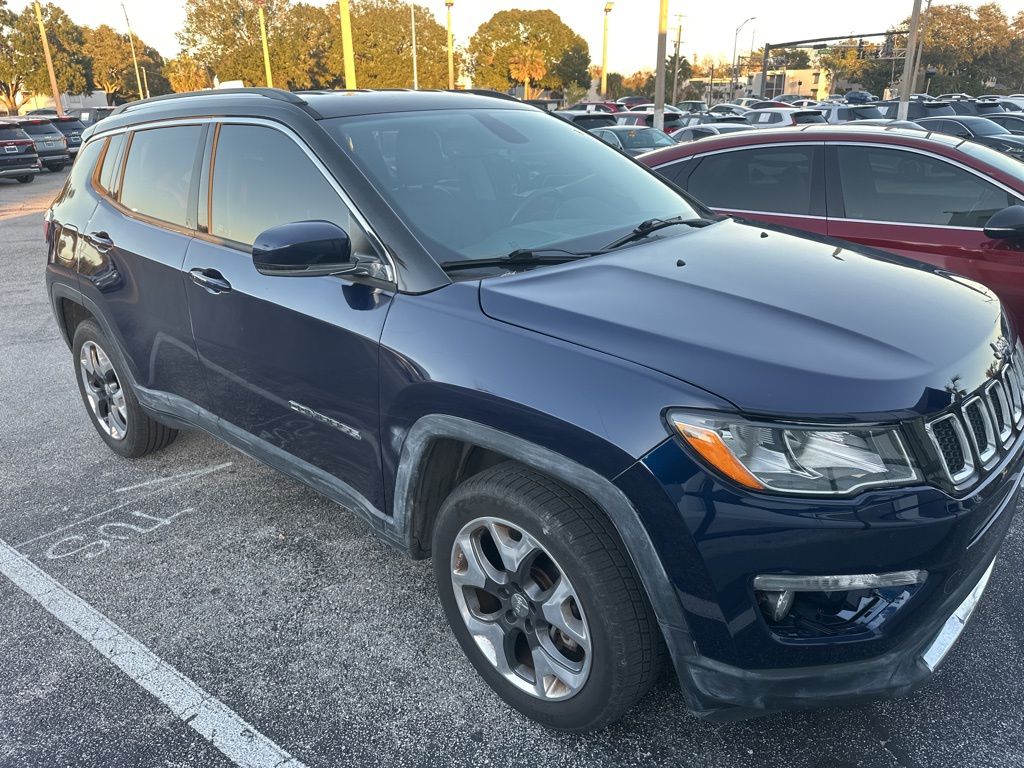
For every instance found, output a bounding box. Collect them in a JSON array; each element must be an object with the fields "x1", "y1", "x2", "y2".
[{"x1": 392, "y1": 414, "x2": 695, "y2": 655}]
